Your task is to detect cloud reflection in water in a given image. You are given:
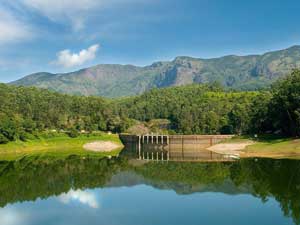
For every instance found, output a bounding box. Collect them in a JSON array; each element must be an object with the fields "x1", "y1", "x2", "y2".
[
  {"x1": 58, "y1": 189, "x2": 99, "y2": 209},
  {"x1": 0, "y1": 207, "x2": 28, "y2": 225}
]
